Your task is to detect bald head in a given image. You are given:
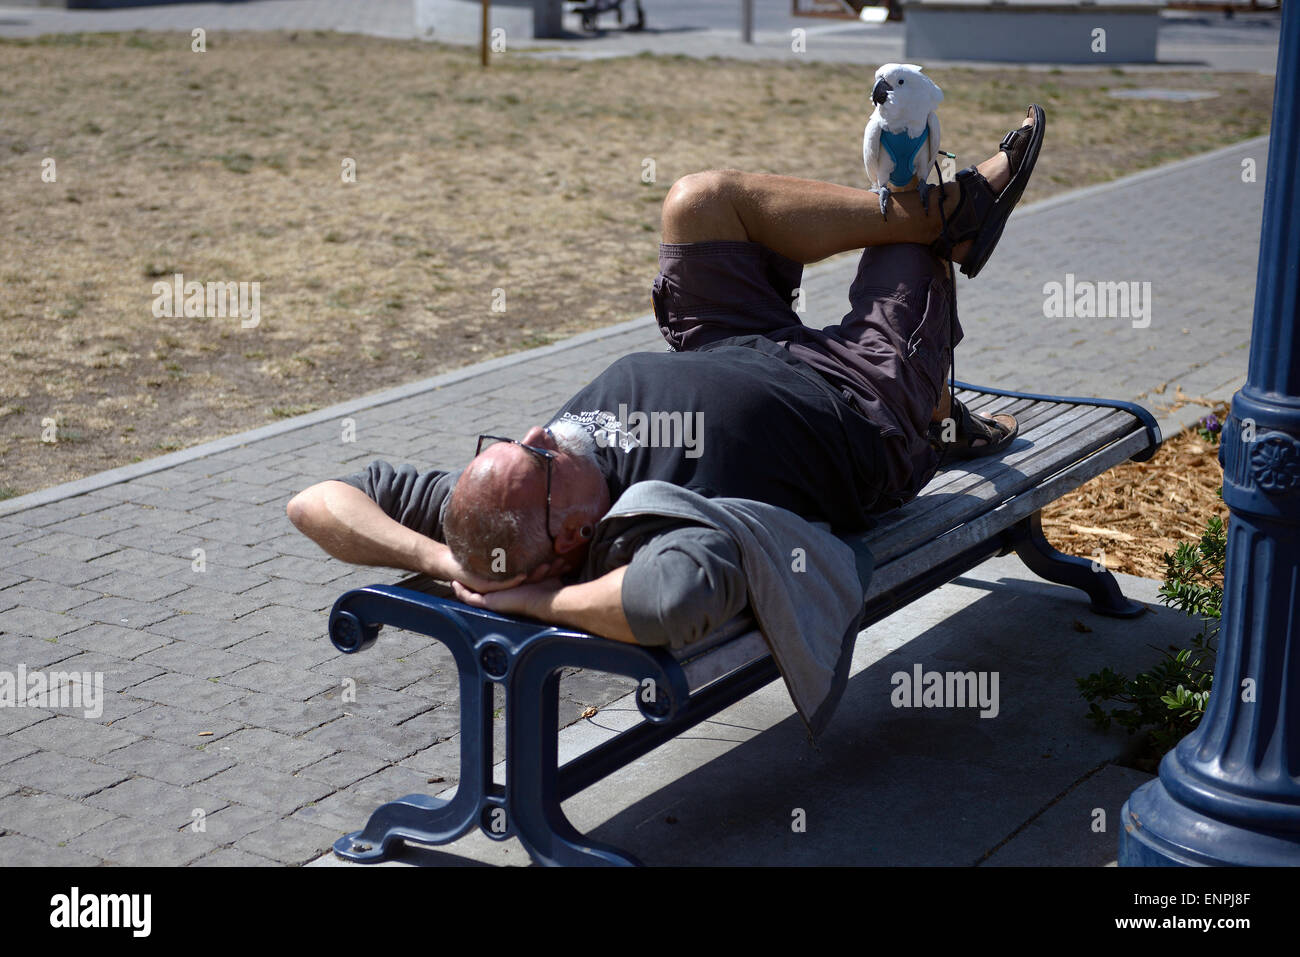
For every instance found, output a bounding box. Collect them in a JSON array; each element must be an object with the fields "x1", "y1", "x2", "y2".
[{"x1": 443, "y1": 443, "x2": 553, "y2": 581}]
